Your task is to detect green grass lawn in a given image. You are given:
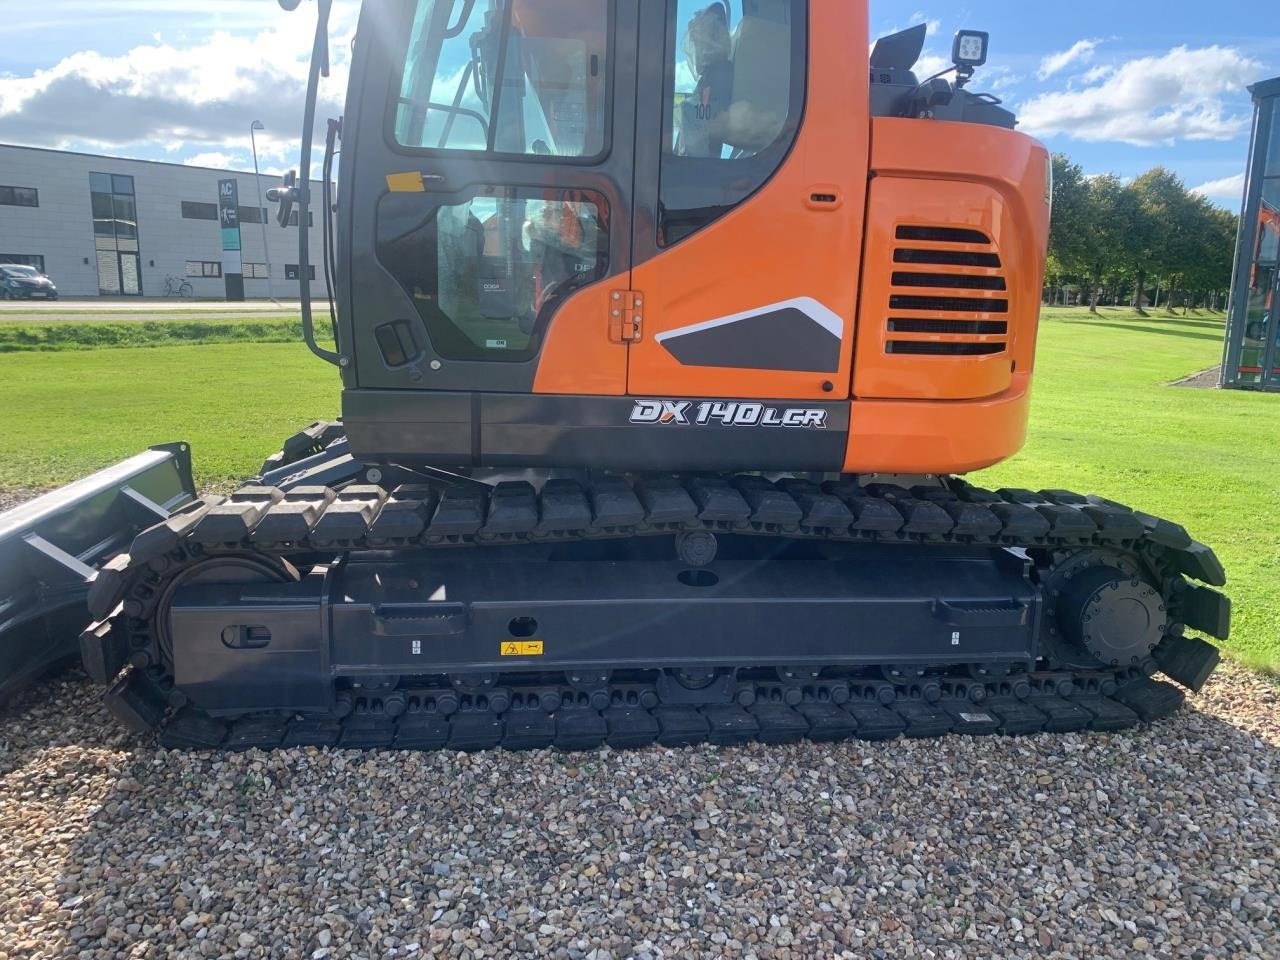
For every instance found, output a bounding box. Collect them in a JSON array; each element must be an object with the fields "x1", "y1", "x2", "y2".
[
  {"x1": 0, "y1": 343, "x2": 338, "y2": 491},
  {"x1": 0, "y1": 305, "x2": 1276, "y2": 668}
]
